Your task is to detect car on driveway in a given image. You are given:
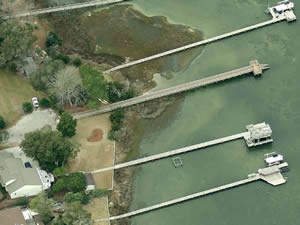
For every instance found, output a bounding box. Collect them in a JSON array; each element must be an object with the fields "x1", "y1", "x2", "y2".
[{"x1": 32, "y1": 97, "x2": 39, "y2": 108}]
